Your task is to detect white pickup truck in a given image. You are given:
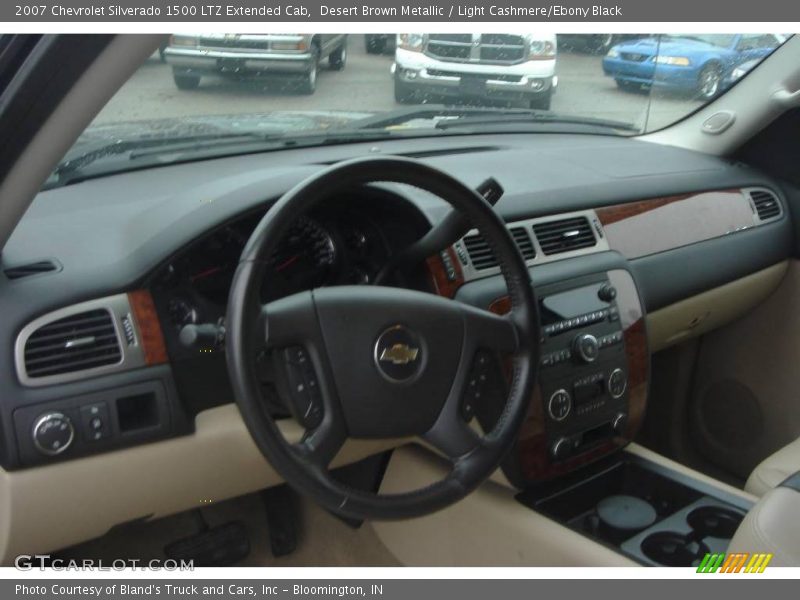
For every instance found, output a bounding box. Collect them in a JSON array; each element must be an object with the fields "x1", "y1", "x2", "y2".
[{"x1": 392, "y1": 33, "x2": 558, "y2": 109}]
